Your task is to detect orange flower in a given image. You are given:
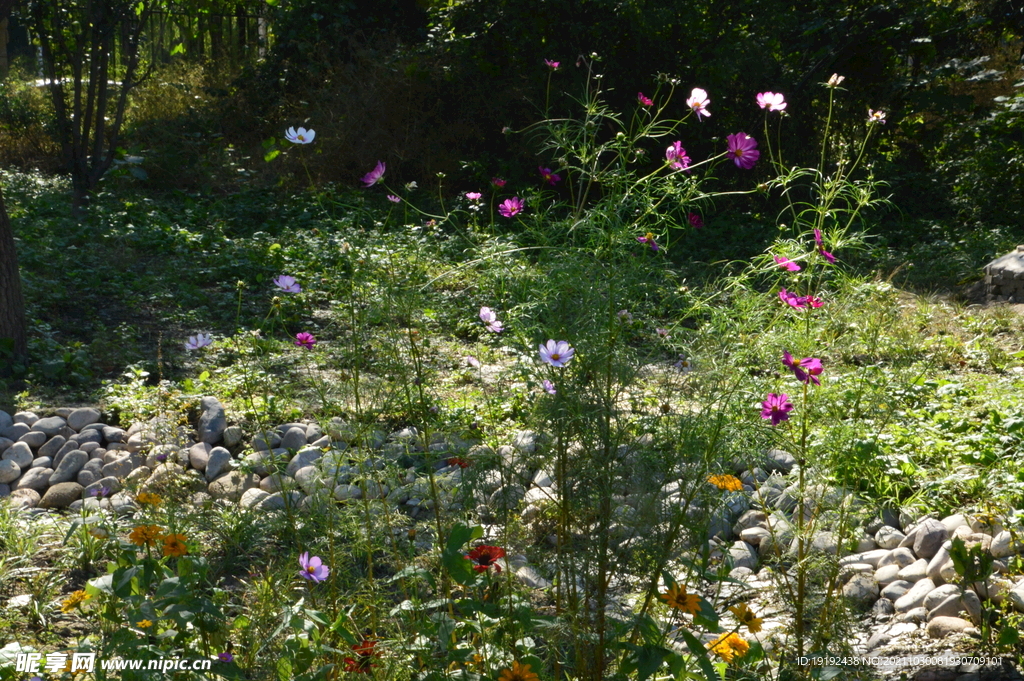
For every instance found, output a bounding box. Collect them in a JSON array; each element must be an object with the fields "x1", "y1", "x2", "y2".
[
  {"x1": 61, "y1": 590, "x2": 91, "y2": 613},
  {"x1": 708, "y1": 632, "x2": 749, "y2": 663},
  {"x1": 708, "y1": 474, "x2": 743, "y2": 491},
  {"x1": 659, "y1": 584, "x2": 701, "y2": 614},
  {"x1": 137, "y1": 619, "x2": 154, "y2": 629},
  {"x1": 497, "y1": 661, "x2": 540, "y2": 681},
  {"x1": 162, "y1": 534, "x2": 188, "y2": 558},
  {"x1": 729, "y1": 602, "x2": 763, "y2": 633},
  {"x1": 136, "y1": 492, "x2": 163, "y2": 506},
  {"x1": 129, "y1": 525, "x2": 165, "y2": 547}
]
